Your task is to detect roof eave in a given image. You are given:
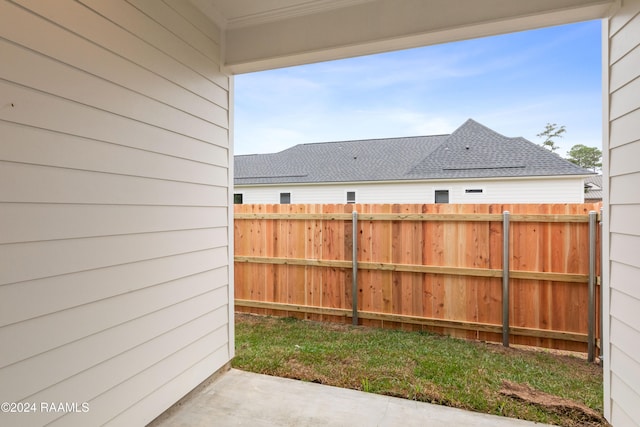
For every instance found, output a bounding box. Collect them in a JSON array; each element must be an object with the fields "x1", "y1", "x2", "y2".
[{"x1": 234, "y1": 174, "x2": 592, "y2": 187}]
